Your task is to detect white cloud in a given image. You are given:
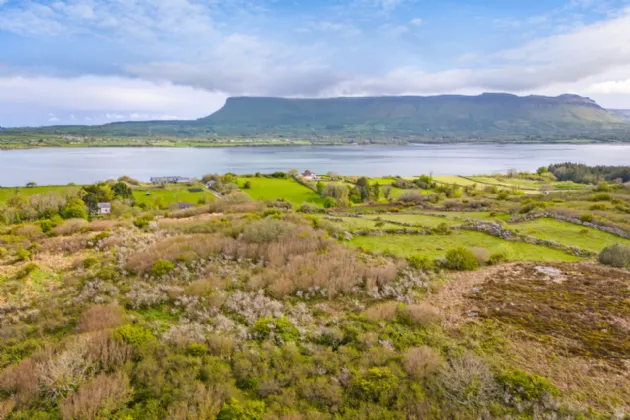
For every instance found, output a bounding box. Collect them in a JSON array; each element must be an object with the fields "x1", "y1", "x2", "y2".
[
  {"x1": 410, "y1": 17, "x2": 423, "y2": 26},
  {"x1": 586, "y1": 79, "x2": 630, "y2": 94},
  {"x1": 47, "y1": 113, "x2": 60, "y2": 122}
]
